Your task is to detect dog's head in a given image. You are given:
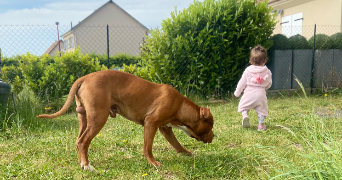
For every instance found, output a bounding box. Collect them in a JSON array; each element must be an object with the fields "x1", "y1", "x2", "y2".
[{"x1": 190, "y1": 107, "x2": 214, "y2": 143}]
